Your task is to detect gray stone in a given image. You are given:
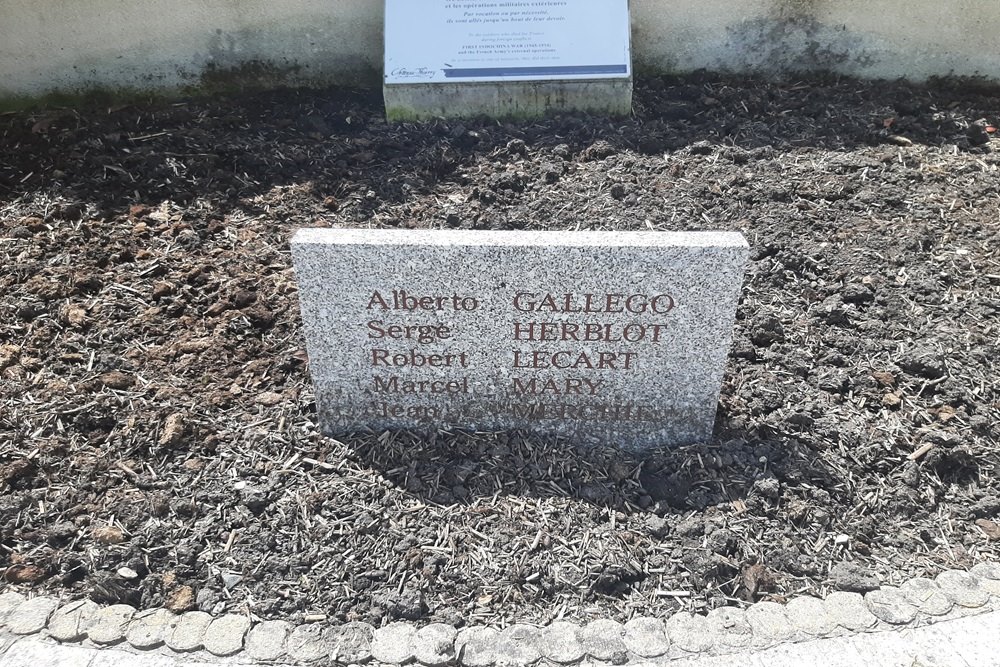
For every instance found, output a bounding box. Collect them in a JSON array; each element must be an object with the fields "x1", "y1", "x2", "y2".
[
  {"x1": 979, "y1": 578, "x2": 1000, "y2": 598},
  {"x1": 125, "y1": 608, "x2": 175, "y2": 649},
  {"x1": 287, "y1": 623, "x2": 329, "y2": 663},
  {"x1": 829, "y1": 562, "x2": 880, "y2": 593},
  {"x1": 972, "y1": 562, "x2": 1000, "y2": 580},
  {"x1": 165, "y1": 611, "x2": 212, "y2": 652},
  {"x1": 202, "y1": 613, "x2": 250, "y2": 656},
  {"x1": 329, "y1": 621, "x2": 375, "y2": 664},
  {"x1": 0, "y1": 592, "x2": 26, "y2": 627},
  {"x1": 745, "y1": 601, "x2": 796, "y2": 646},
  {"x1": 865, "y1": 587, "x2": 918, "y2": 624},
  {"x1": 901, "y1": 578, "x2": 954, "y2": 616},
  {"x1": 786, "y1": 596, "x2": 837, "y2": 636},
  {"x1": 936, "y1": 569, "x2": 990, "y2": 608},
  {"x1": 413, "y1": 623, "x2": 458, "y2": 666},
  {"x1": 371, "y1": 622, "x2": 417, "y2": 665},
  {"x1": 823, "y1": 591, "x2": 878, "y2": 631},
  {"x1": 84, "y1": 604, "x2": 135, "y2": 645},
  {"x1": 7, "y1": 597, "x2": 58, "y2": 635},
  {"x1": 245, "y1": 619, "x2": 292, "y2": 662},
  {"x1": 494, "y1": 624, "x2": 540, "y2": 666},
  {"x1": 291, "y1": 229, "x2": 749, "y2": 450},
  {"x1": 578, "y1": 619, "x2": 626, "y2": 662},
  {"x1": 624, "y1": 616, "x2": 670, "y2": 657},
  {"x1": 664, "y1": 612, "x2": 711, "y2": 653},
  {"x1": 456, "y1": 626, "x2": 498, "y2": 667},
  {"x1": 706, "y1": 606, "x2": 752, "y2": 649},
  {"x1": 47, "y1": 600, "x2": 99, "y2": 642},
  {"x1": 972, "y1": 563, "x2": 1000, "y2": 597},
  {"x1": 538, "y1": 621, "x2": 584, "y2": 664}
]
